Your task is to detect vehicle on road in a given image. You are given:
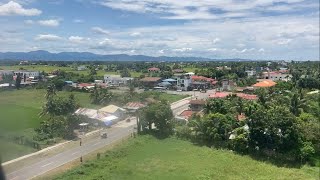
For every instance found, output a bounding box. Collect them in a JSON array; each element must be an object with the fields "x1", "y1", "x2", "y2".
[{"x1": 100, "y1": 131, "x2": 108, "y2": 139}]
